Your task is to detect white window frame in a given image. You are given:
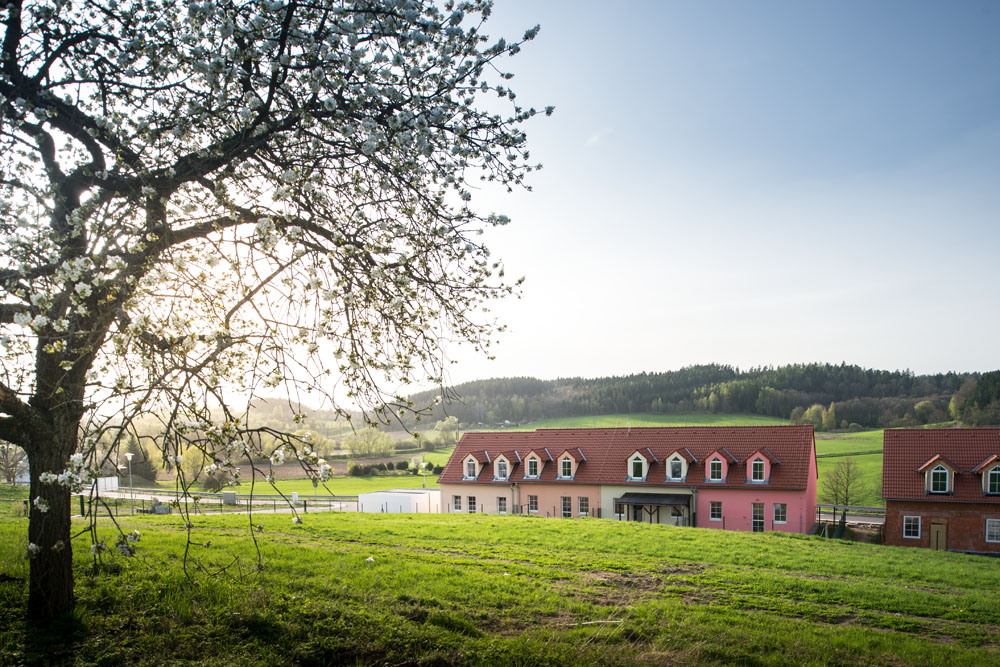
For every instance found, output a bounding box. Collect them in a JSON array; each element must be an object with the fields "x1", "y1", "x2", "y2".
[
  {"x1": 526, "y1": 457, "x2": 539, "y2": 477},
  {"x1": 497, "y1": 496, "x2": 507, "y2": 514},
  {"x1": 751, "y1": 459, "x2": 765, "y2": 482},
  {"x1": 464, "y1": 459, "x2": 476, "y2": 479},
  {"x1": 773, "y1": 503, "x2": 787, "y2": 524},
  {"x1": 669, "y1": 458, "x2": 683, "y2": 480},
  {"x1": 467, "y1": 496, "x2": 476, "y2": 514},
  {"x1": 751, "y1": 502, "x2": 764, "y2": 533},
  {"x1": 988, "y1": 466, "x2": 1000, "y2": 494},
  {"x1": 709, "y1": 458, "x2": 722, "y2": 481},
  {"x1": 560, "y1": 457, "x2": 573, "y2": 478},
  {"x1": 630, "y1": 457, "x2": 644, "y2": 480},
  {"x1": 929, "y1": 465, "x2": 949, "y2": 493},
  {"x1": 987, "y1": 519, "x2": 1000, "y2": 543},
  {"x1": 903, "y1": 515, "x2": 921, "y2": 539},
  {"x1": 453, "y1": 495, "x2": 462, "y2": 511},
  {"x1": 561, "y1": 496, "x2": 572, "y2": 518},
  {"x1": 578, "y1": 496, "x2": 589, "y2": 516},
  {"x1": 709, "y1": 501, "x2": 722, "y2": 521},
  {"x1": 495, "y1": 459, "x2": 508, "y2": 480},
  {"x1": 528, "y1": 495, "x2": 538, "y2": 513}
]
